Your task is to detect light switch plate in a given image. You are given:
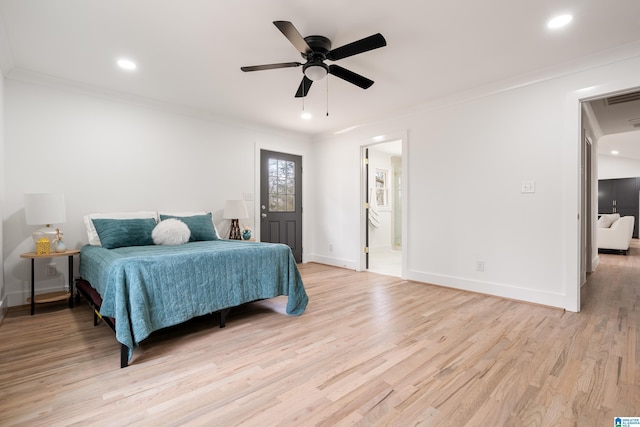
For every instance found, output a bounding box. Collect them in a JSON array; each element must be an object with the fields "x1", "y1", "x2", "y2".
[{"x1": 521, "y1": 181, "x2": 535, "y2": 193}]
